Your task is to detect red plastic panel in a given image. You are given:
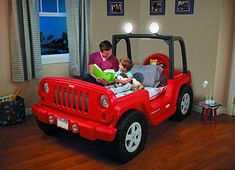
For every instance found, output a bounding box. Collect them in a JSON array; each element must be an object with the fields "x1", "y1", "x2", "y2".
[
  {"x1": 143, "y1": 53, "x2": 170, "y2": 69},
  {"x1": 37, "y1": 77, "x2": 117, "y2": 124}
]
